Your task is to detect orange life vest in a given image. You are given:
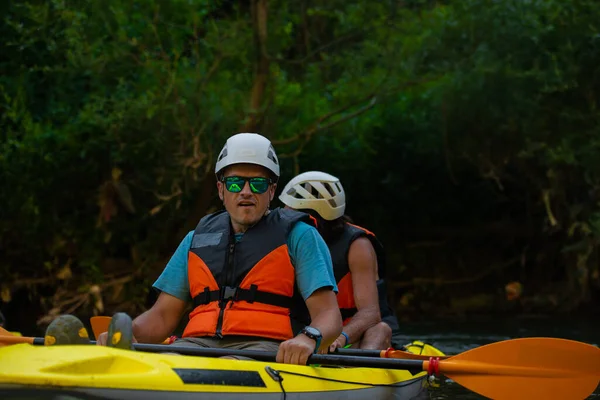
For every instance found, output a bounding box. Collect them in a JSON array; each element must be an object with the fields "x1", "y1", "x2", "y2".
[
  {"x1": 329, "y1": 223, "x2": 385, "y2": 325},
  {"x1": 182, "y1": 208, "x2": 312, "y2": 341}
]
